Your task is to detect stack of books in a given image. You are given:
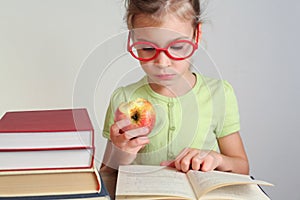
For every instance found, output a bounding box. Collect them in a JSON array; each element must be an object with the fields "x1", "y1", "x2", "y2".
[{"x1": 0, "y1": 108, "x2": 110, "y2": 199}]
